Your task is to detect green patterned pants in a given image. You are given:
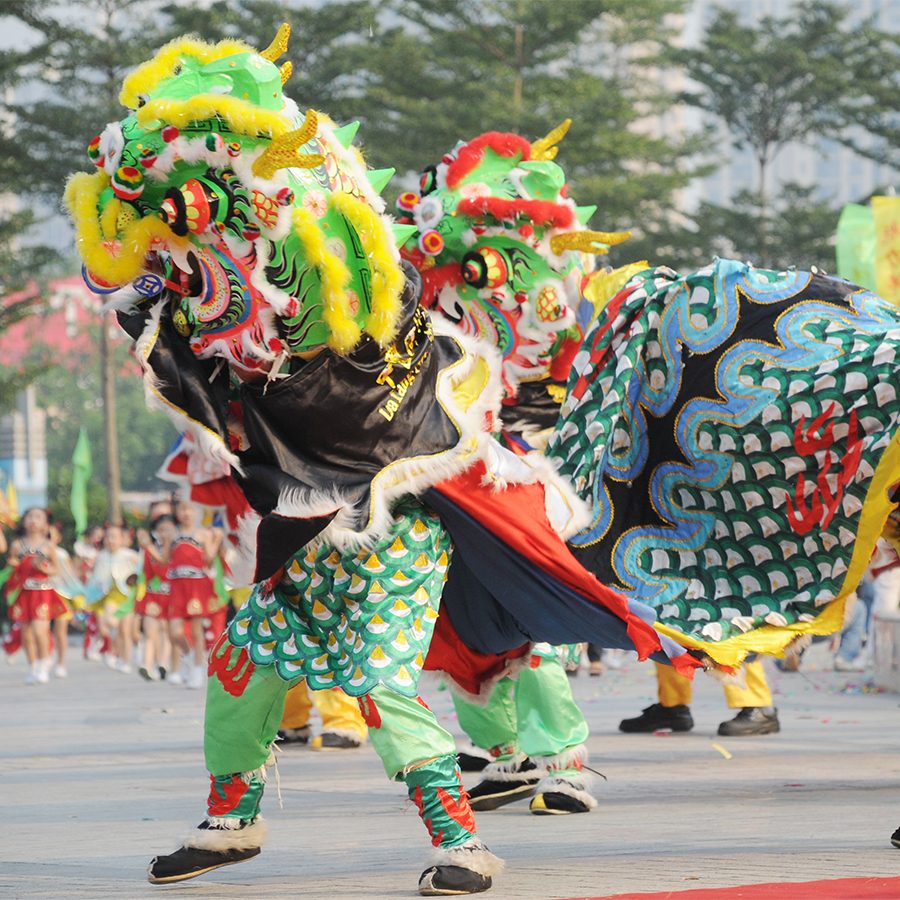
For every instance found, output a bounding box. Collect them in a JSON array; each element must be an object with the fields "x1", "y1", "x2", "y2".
[{"x1": 203, "y1": 636, "x2": 480, "y2": 851}]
